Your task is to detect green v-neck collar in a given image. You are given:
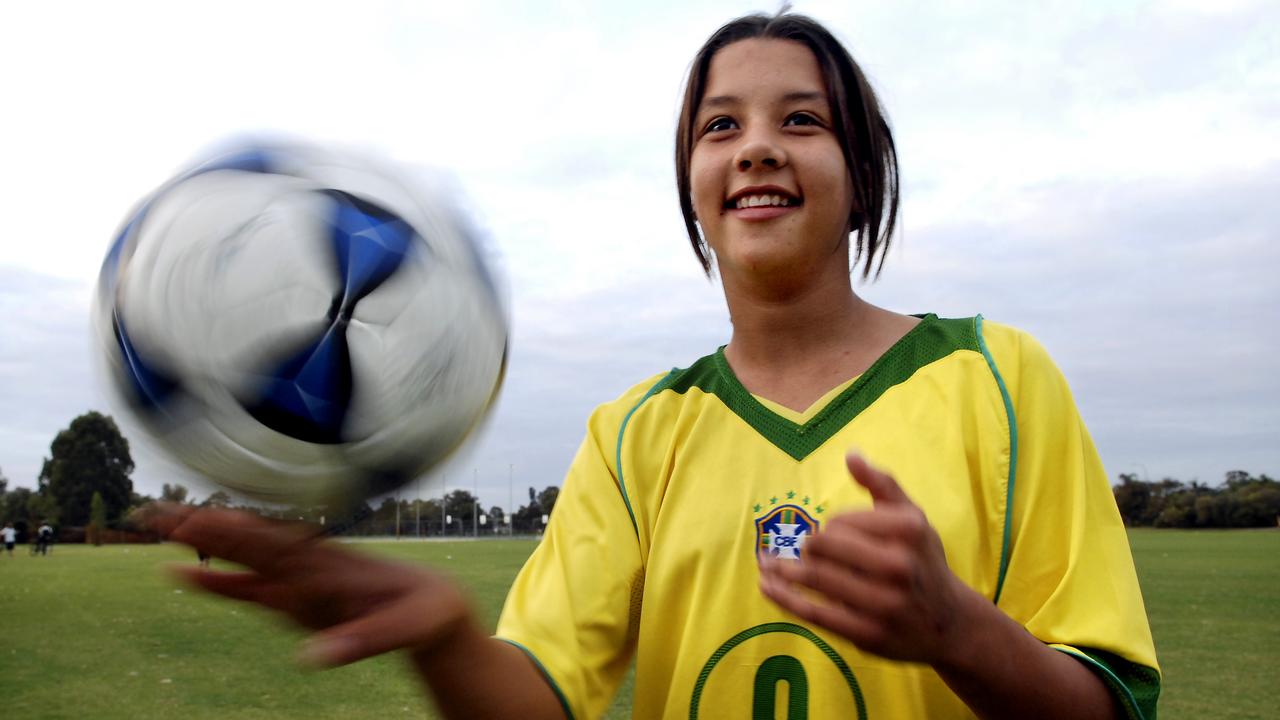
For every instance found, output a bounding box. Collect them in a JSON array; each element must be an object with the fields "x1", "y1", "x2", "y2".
[{"x1": 655, "y1": 314, "x2": 981, "y2": 461}]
